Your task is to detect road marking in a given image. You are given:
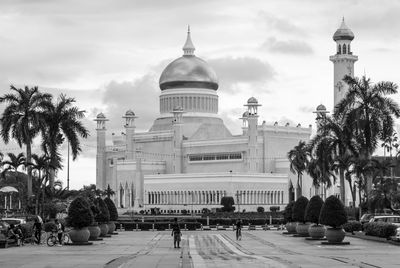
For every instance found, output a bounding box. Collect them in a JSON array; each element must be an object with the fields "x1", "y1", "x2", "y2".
[
  {"x1": 189, "y1": 235, "x2": 206, "y2": 268},
  {"x1": 216, "y1": 234, "x2": 288, "y2": 268}
]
